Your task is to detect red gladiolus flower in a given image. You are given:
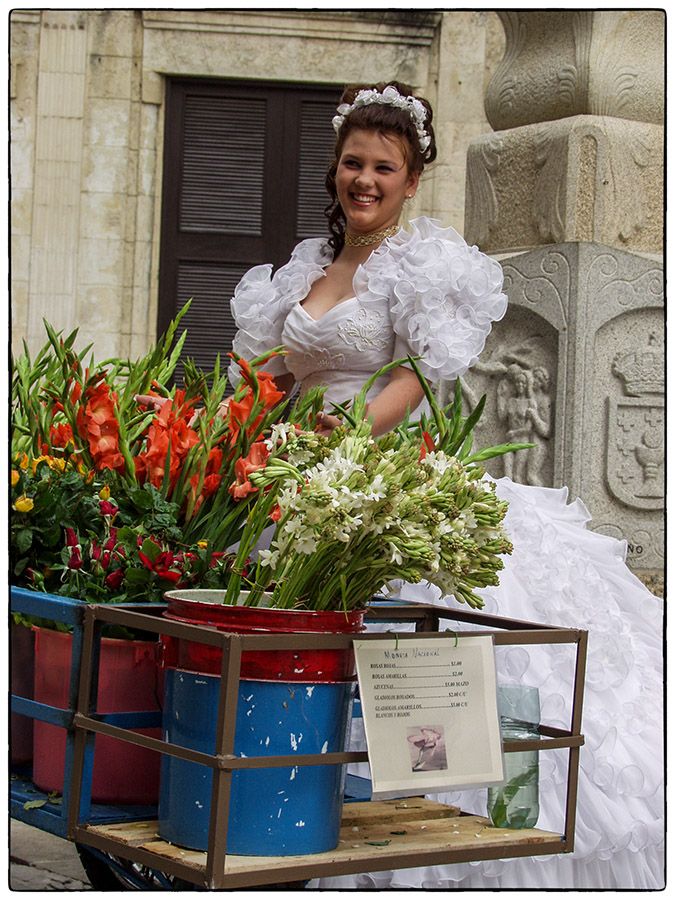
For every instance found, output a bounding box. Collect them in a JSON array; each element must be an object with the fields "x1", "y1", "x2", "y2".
[
  {"x1": 229, "y1": 441, "x2": 270, "y2": 500},
  {"x1": 65, "y1": 527, "x2": 79, "y2": 548},
  {"x1": 99, "y1": 499, "x2": 119, "y2": 518}
]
